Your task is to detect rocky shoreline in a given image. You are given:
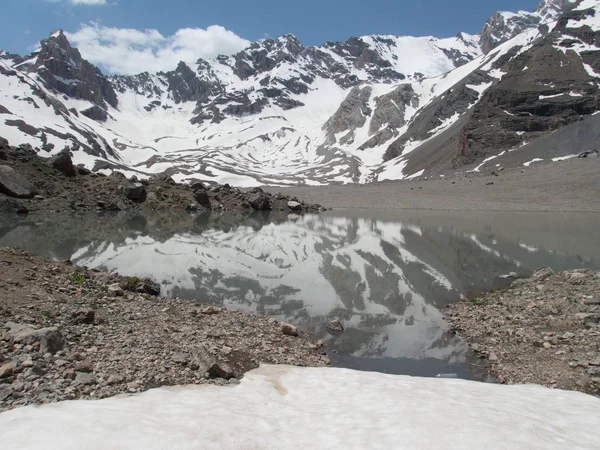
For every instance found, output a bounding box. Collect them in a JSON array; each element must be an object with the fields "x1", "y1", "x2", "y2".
[
  {"x1": 0, "y1": 247, "x2": 329, "y2": 412},
  {"x1": 0, "y1": 141, "x2": 327, "y2": 216},
  {"x1": 447, "y1": 268, "x2": 600, "y2": 396}
]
